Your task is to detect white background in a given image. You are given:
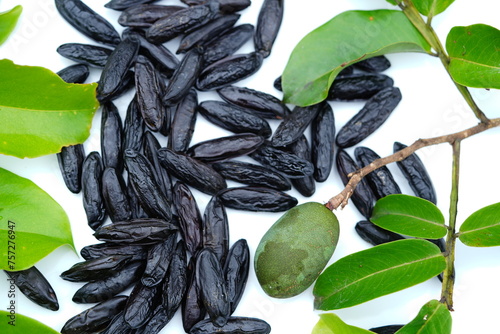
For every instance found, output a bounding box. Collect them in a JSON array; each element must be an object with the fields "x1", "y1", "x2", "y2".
[{"x1": 1, "y1": 0, "x2": 500, "y2": 333}]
